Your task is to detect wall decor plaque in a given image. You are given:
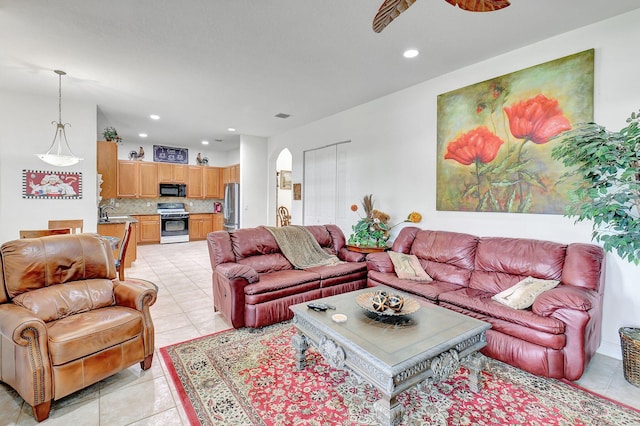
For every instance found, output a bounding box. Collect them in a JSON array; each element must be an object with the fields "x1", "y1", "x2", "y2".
[
  {"x1": 153, "y1": 145, "x2": 189, "y2": 164},
  {"x1": 23, "y1": 170, "x2": 82, "y2": 199}
]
